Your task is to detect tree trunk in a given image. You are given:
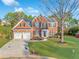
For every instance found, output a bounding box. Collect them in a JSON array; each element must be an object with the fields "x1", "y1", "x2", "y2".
[{"x1": 61, "y1": 20, "x2": 64, "y2": 43}]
